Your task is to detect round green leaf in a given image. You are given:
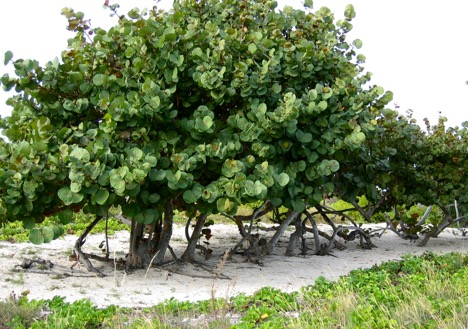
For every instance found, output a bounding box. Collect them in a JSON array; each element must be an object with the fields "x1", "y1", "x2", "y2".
[
  {"x1": 51, "y1": 225, "x2": 64, "y2": 239},
  {"x1": 248, "y1": 43, "x2": 257, "y2": 54},
  {"x1": 353, "y1": 39, "x2": 363, "y2": 49},
  {"x1": 202, "y1": 184, "x2": 219, "y2": 203},
  {"x1": 92, "y1": 74, "x2": 106, "y2": 86},
  {"x1": 110, "y1": 177, "x2": 125, "y2": 192},
  {"x1": 69, "y1": 147, "x2": 90, "y2": 162},
  {"x1": 135, "y1": 209, "x2": 159, "y2": 224},
  {"x1": 22, "y1": 217, "x2": 35, "y2": 229},
  {"x1": 94, "y1": 189, "x2": 110, "y2": 205},
  {"x1": 4, "y1": 50, "x2": 13, "y2": 65},
  {"x1": 344, "y1": 4, "x2": 356, "y2": 20},
  {"x1": 357, "y1": 54, "x2": 366, "y2": 62},
  {"x1": 149, "y1": 169, "x2": 166, "y2": 181},
  {"x1": 29, "y1": 228, "x2": 44, "y2": 245},
  {"x1": 58, "y1": 187, "x2": 84, "y2": 205},
  {"x1": 203, "y1": 116, "x2": 213, "y2": 129},
  {"x1": 216, "y1": 197, "x2": 238, "y2": 214},
  {"x1": 242, "y1": 180, "x2": 256, "y2": 197},
  {"x1": 183, "y1": 190, "x2": 199, "y2": 203},
  {"x1": 69, "y1": 71, "x2": 84, "y2": 82},
  {"x1": 304, "y1": 0, "x2": 313, "y2": 9},
  {"x1": 58, "y1": 209, "x2": 74, "y2": 224},
  {"x1": 291, "y1": 197, "x2": 306, "y2": 212},
  {"x1": 42, "y1": 226, "x2": 55, "y2": 243},
  {"x1": 317, "y1": 100, "x2": 328, "y2": 111},
  {"x1": 296, "y1": 130, "x2": 313, "y2": 143},
  {"x1": 70, "y1": 182, "x2": 82, "y2": 193},
  {"x1": 317, "y1": 159, "x2": 340, "y2": 176},
  {"x1": 222, "y1": 159, "x2": 245, "y2": 178},
  {"x1": 275, "y1": 173, "x2": 290, "y2": 187},
  {"x1": 58, "y1": 187, "x2": 73, "y2": 203}
]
